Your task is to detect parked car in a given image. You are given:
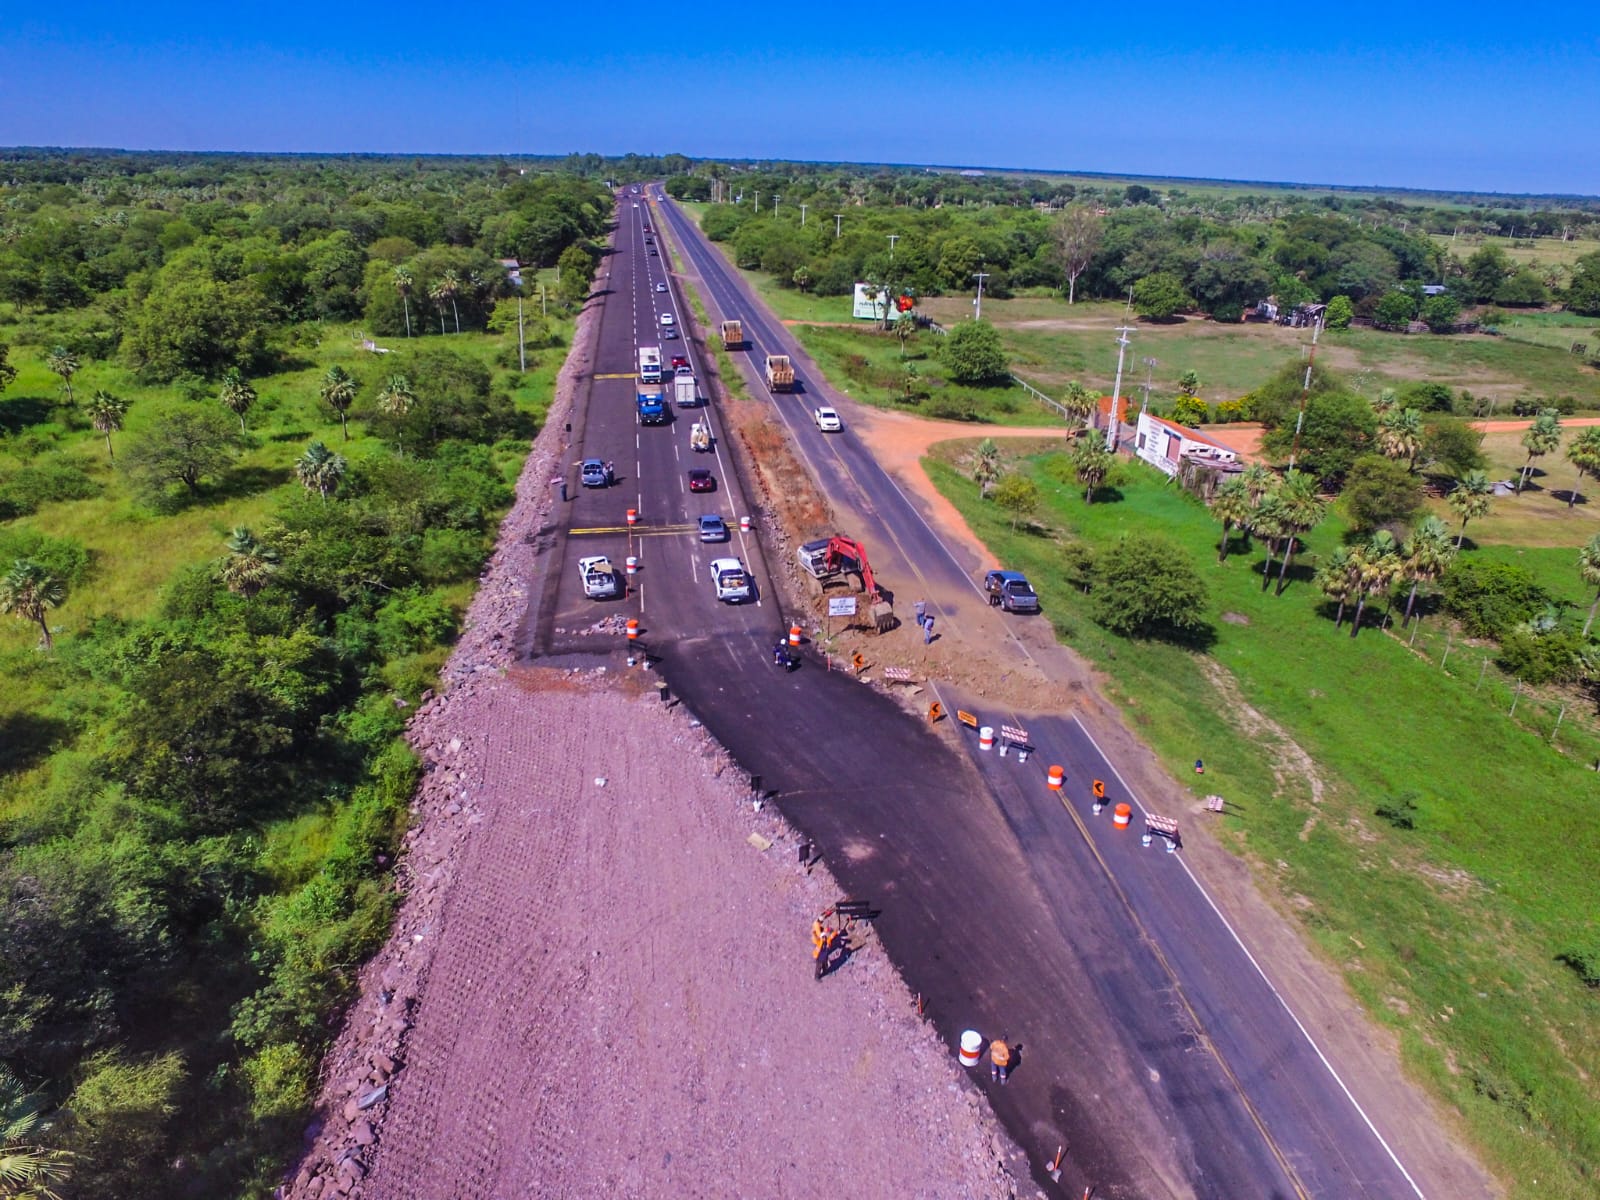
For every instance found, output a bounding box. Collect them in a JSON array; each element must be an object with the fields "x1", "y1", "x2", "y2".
[
  {"x1": 983, "y1": 569, "x2": 1040, "y2": 614},
  {"x1": 580, "y1": 458, "x2": 612, "y2": 488},
  {"x1": 688, "y1": 467, "x2": 715, "y2": 493},
  {"x1": 711, "y1": 557, "x2": 752, "y2": 602},
  {"x1": 698, "y1": 514, "x2": 728, "y2": 543},
  {"x1": 813, "y1": 406, "x2": 842, "y2": 432}
]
